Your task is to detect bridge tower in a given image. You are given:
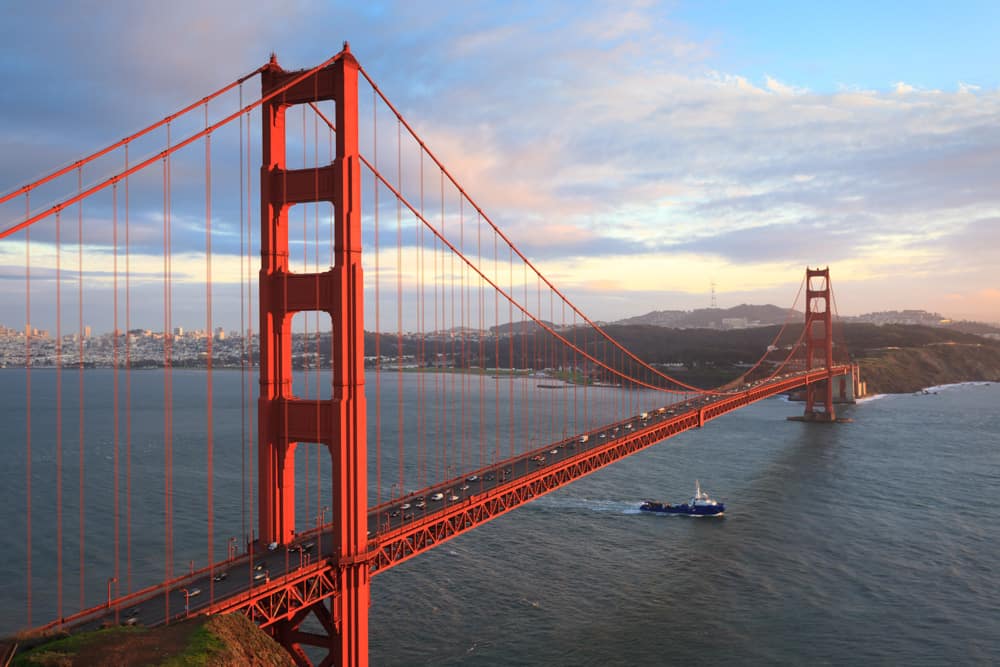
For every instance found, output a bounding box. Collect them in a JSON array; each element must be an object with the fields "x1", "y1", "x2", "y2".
[
  {"x1": 258, "y1": 44, "x2": 369, "y2": 665},
  {"x1": 803, "y1": 267, "x2": 836, "y2": 421}
]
